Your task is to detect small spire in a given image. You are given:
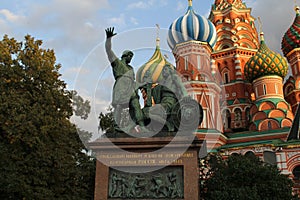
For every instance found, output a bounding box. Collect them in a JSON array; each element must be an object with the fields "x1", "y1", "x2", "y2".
[
  {"x1": 257, "y1": 16, "x2": 264, "y2": 41},
  {"x1": 188, "y1": 0, "x2": 193, "y2": 7},
  {"x1": 156, "y1": 24, "x2": 160, "y2": 47},
  {"x1": 295, "y1": 0, "x2": 300, "y2": 14}
]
